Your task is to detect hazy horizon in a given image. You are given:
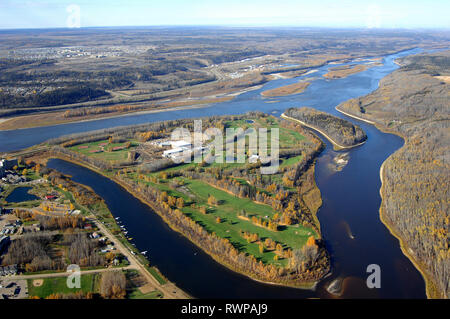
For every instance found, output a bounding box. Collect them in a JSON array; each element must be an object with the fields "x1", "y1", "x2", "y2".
[{"x1": 1, "y1": 0, "x2": 449, "y2": 30}]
